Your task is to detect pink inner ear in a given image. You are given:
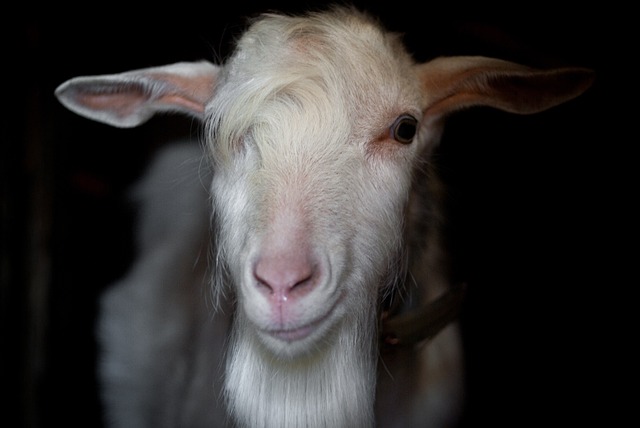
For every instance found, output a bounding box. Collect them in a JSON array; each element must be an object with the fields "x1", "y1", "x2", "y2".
[
  {"x1": 73, "y1": 74, "x2": 210, "y2": 119},
  {"x1": 158, "y1": 94, "x2": 206, "y2": 114},
  {"x1": 78, "y1": 91, "x2": 146, "y2": 118},
  {"x1": 147, "y1": 72, "x2": 216, "y2": 114}
]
